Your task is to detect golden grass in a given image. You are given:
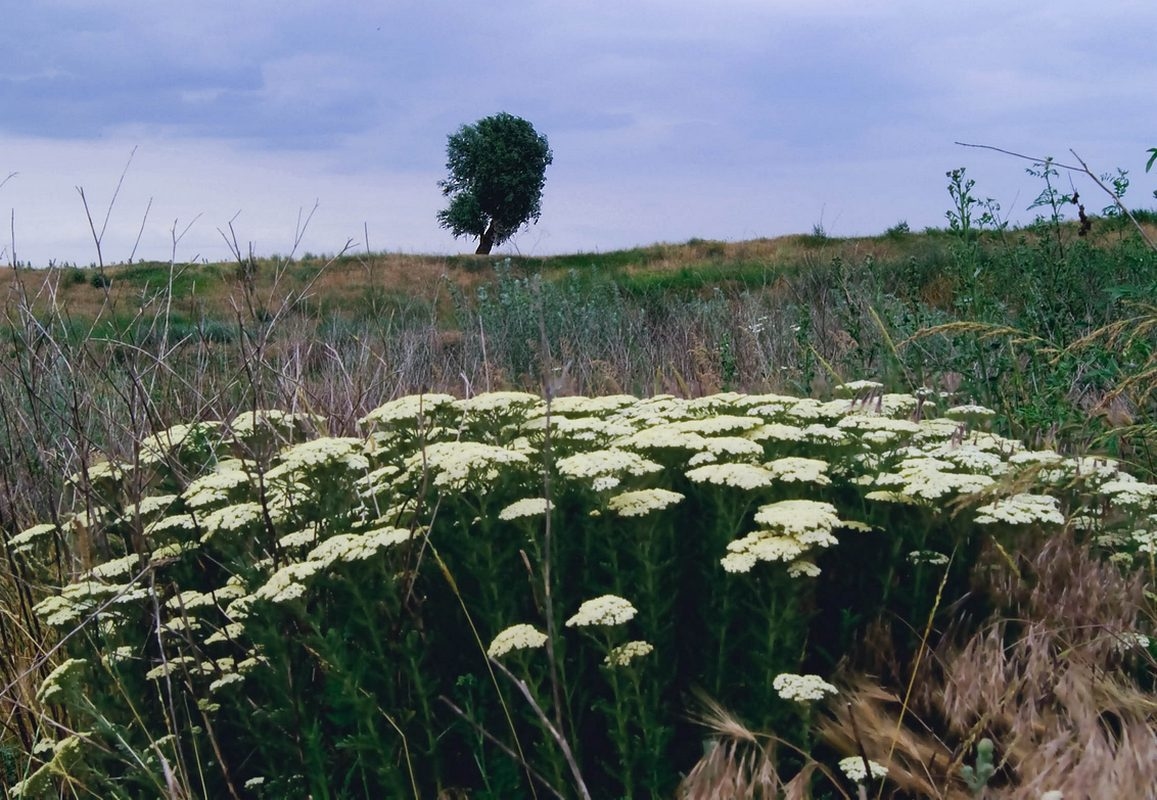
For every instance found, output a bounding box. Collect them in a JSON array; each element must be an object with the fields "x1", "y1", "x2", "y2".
[
  {"x1": 817, "y1": 531, "x2": 1157, "y2": 799},
  {"x1": 679, "y1": 692, "x2": 844, "y2": 800}
]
